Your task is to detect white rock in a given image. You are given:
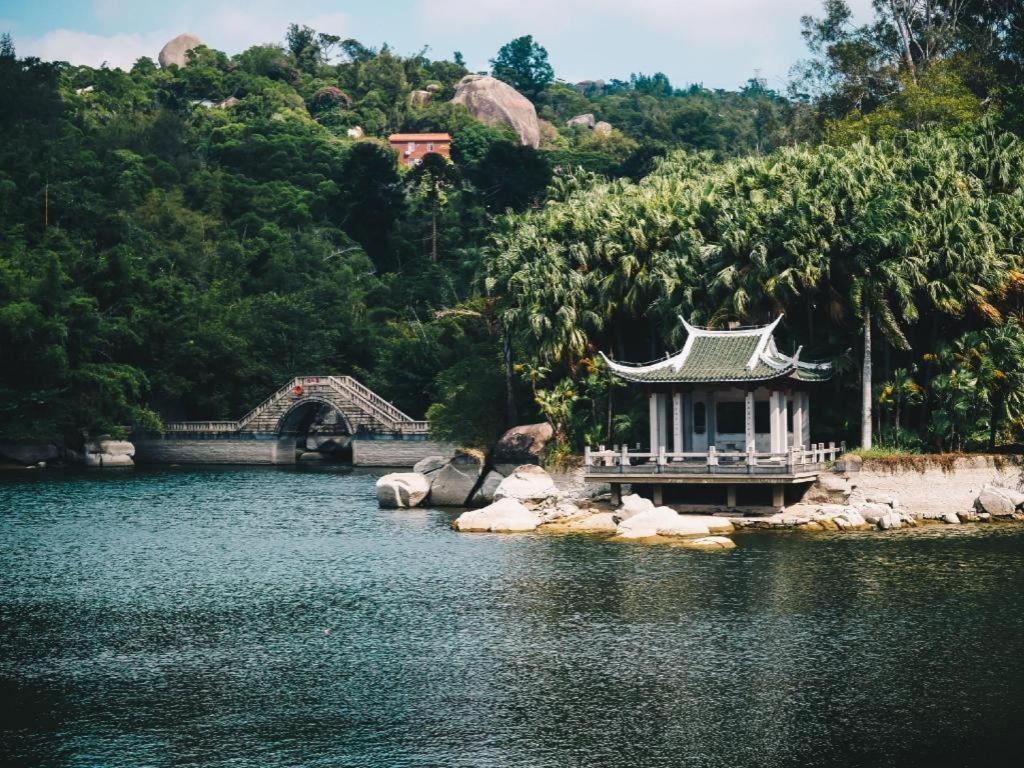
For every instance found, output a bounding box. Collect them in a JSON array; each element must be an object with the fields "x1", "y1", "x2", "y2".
[
  {"x1": 413, "y1": 455, "x2": 448, "y2": 475},
  {"x1": 834, "y1": 509, "x2": 868, "y2": 530},
  {"x1": 615, "y1": 493, "x2": 656, "y2": 521},
  {"x1": 941, "y1": 512, "x2": 961, "y2": 524},
  {"x1": 680, "y1": 536, "x2": 736, "y2": 551},
  {"x1": 376, "y1": 472, "x2": 430, "y2": 508},
  {"x1": 566, "y1": 512, "x2": 618, "y2": 533},
  {"x1": 493, "y1": 464, "x2": 558, "y2": 502},
  {"x1": 346, "y1": 126, "x2": 365, "y2": 139},
  {"x1": 857, "y1": 502, "x2": 892, "y2": 524},
  {"x1": 617, "y1": 508, "x2": 733, "y2": 539},
  {"x1": 539, "y1": 501, "x2": 579, "y2": 523},
  {"x1": 453, "y1": 498, "x2": 540, "y2": 532},
  {"x1": 566, "y1": 113, "x2": 595, "y2": 128},
  {"x1": 974, "y1": 485, "x2": 1024, "y2": 517},
  {"x1": 878, "y1": 511, "x2": 902, "y2": 530},
  {"x1": 84, "y1": 439, "x2": 135, "y2": 467}
]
